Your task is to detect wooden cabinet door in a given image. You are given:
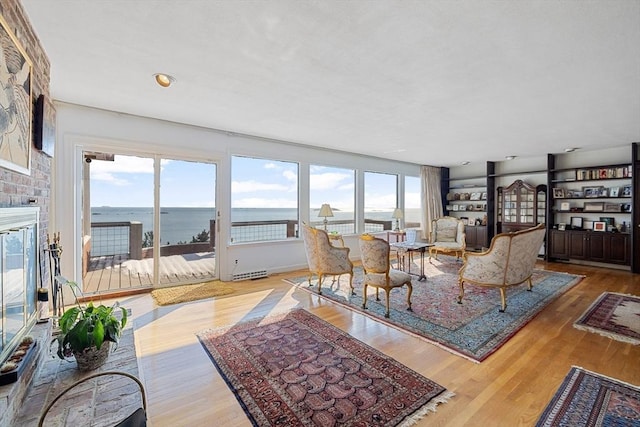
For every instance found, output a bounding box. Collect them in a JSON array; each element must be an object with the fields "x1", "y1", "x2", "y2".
[
  {"x1": 608, "y1": 233, "x2": 630, "y2": 264},
  {"x1": 549, "y1": 230, "x2": 569, "y2": 259},
  {"x1": 475, "y1": 226, "x2": 487, "y2": 249},
  {"x1": 588, "y1": 232, "x2": 606, "y2": 262},
  {"x1": 568, "y1": 231, "x2": 588, "y2": 259}
]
